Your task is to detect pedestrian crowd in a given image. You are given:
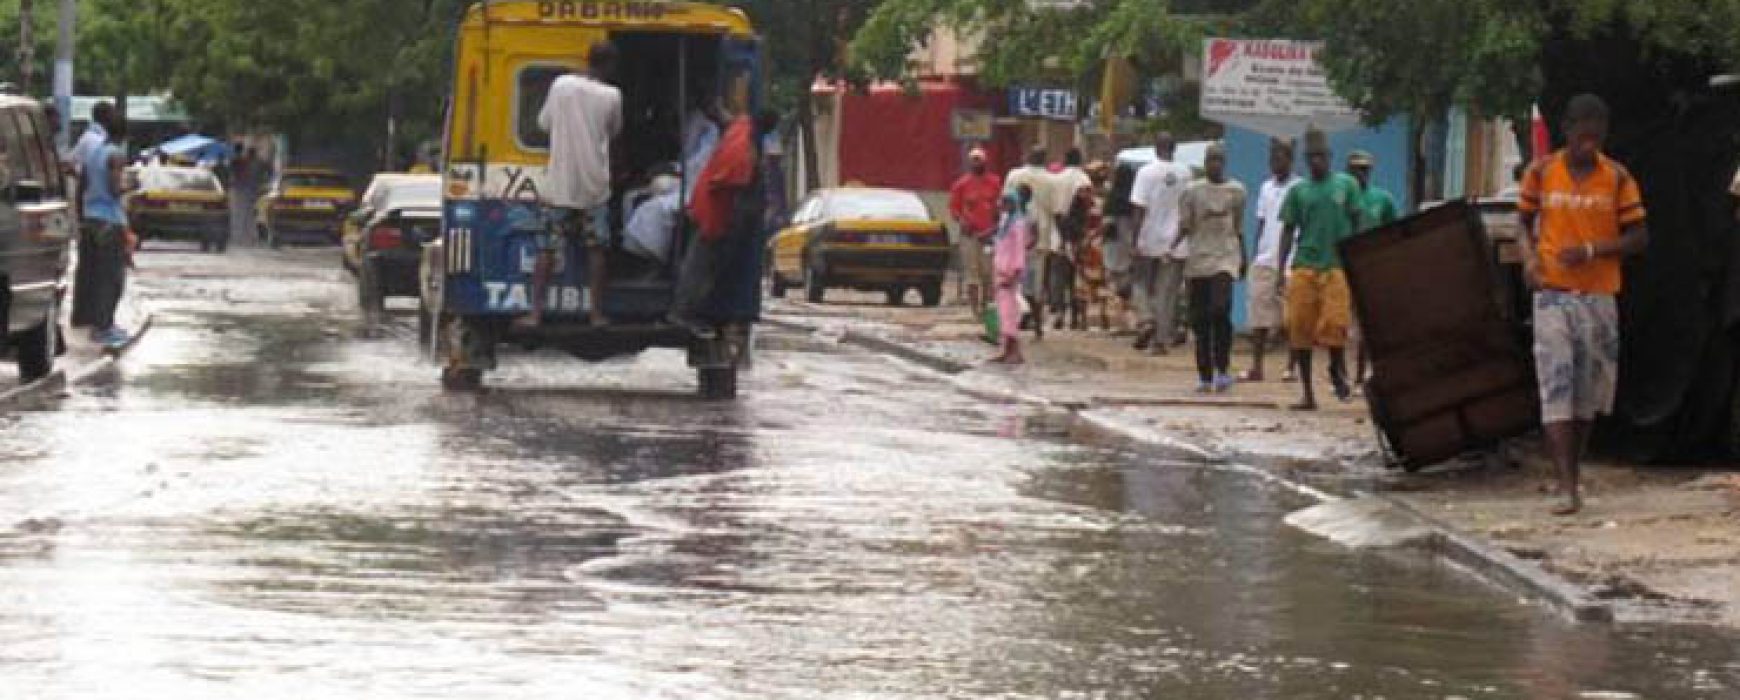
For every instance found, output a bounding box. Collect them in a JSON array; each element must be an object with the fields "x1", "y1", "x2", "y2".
[
  {"x1": 949, "y1": 92, "x2": 1647, "y2": 517},
  {"x1": 949, "y1": 127, "x2": 1400, "y2": 409}
]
